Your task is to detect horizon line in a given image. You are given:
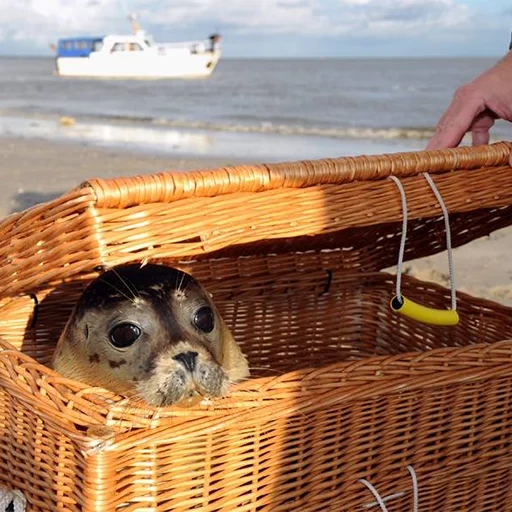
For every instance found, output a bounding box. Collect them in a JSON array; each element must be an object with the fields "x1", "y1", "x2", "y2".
[{"x1": 0, "y1": 53, "x2": 502, "y2": 60}]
